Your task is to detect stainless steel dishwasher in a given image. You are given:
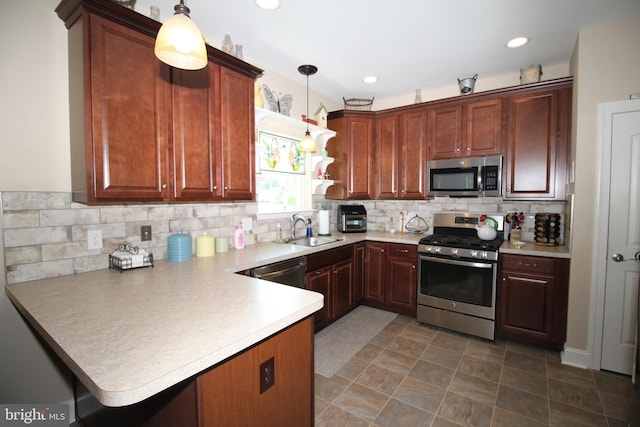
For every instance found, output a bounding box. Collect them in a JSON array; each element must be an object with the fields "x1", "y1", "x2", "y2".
[{"x1": 251, "y1": 257, "x2": 306, "y2": 288}]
